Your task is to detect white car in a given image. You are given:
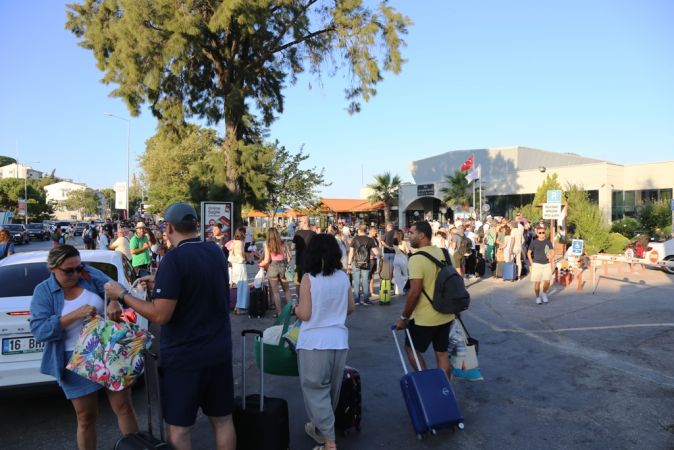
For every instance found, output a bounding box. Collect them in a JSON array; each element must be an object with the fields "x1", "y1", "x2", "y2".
[
  {"x1": 0, "y1": 250, "x2": 148, "y2": 388},
  {"x1": 643, "y1": 237, "x2": 674, "y2": 275}
]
